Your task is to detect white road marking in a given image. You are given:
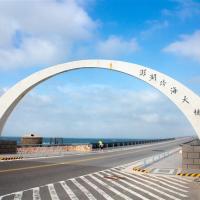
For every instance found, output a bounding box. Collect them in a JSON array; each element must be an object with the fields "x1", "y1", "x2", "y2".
[
  {"x1": 14, "y1": 191, "x2": 23, "y2": 200},
  {"x1": 0, "y1": 140, "x2": 193, "y2": 200},
  {"x1": 80, "y1": 176, "x2": 115, "y2": 200},
  {"x1": 108, "y1": 170, "x2": 166, "y2": 200},
  {"x1": 60, "y1": 181, "x2": 78, "y2": 200},
  {"x1": 33, "y1": 187, "x2": 41, "y2": 200},
  {"x1": 124, "y1": 171, "x2": 189, "y2": 193},
  {"x1": 97, "y1": 172, "x2": 151, "y2": 200},
  {"x1": 160, "y1": 175, "x2": 192, "y2": 183},
  {"x1": 88, "y1": 174, "x2": 133, "y2": 200},
  {"x1": 124, "y1": 171, "x2": 188, "y2": 197},
  {"x1": 107, "y1": 170, "x2": 184, "y2": 200},
  {"x1": 150, "y1": 175, "x2": 189, "y2": 188},
  {"x1": 71, "y1": 179, "x2": 96, "y2": 200},
  {"x1": 128, "y1": 170, "x2": 187, "y2": 197},
  {"x1": 47, "y1": 184, "x2": 59, "y2": 200},
  {"x1": 0, "y1": 167, "x2": 191, "y2": 200}
]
